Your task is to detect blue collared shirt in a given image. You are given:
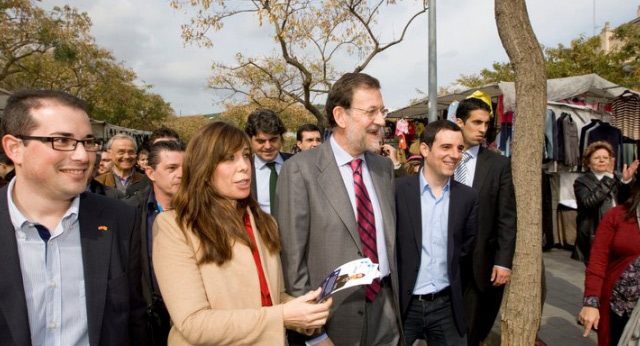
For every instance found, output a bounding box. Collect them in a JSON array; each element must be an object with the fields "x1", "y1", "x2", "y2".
[
  {"x1": 7, "y1": 179, "x2": 89, "y2": 346},
  {"x1": 329, "y1": 136, "x2": 389, "y2": 277},
  {"x1": 254, "y1": 154, "x2": 285, "y2": 214},
  {"x1": 413, "y1": 168, "x2": 451, "y2": 294}
]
